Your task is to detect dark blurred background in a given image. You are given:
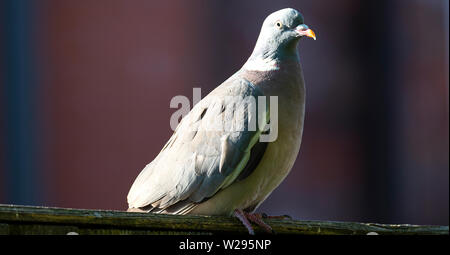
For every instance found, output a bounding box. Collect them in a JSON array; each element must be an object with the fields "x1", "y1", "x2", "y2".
[{"x1": 1, "y1": 0, "x2": 448, "y2": 225}]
